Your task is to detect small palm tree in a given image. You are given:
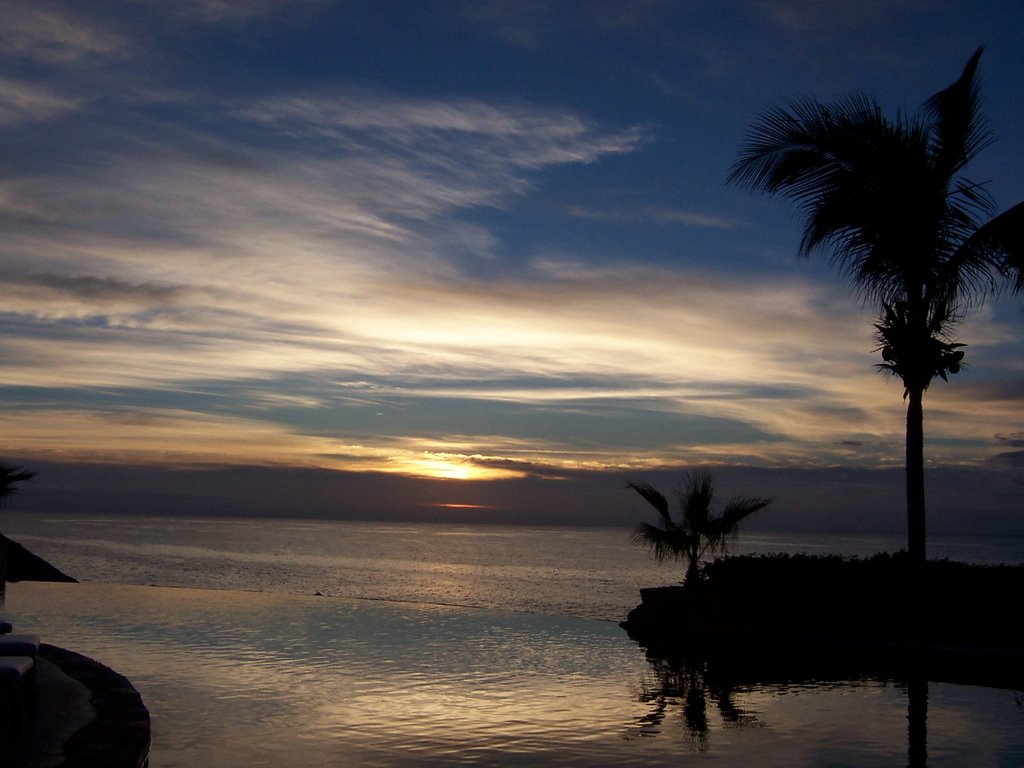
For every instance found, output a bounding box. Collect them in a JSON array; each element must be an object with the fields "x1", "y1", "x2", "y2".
[
  {"x1": 727, "y1": 49, "x2": 1023, "y2": 579},
  {"x1": 0, "y1": 465, "x2": 35, "y2": 504},
  {"x1": 0, "y1": 464, "x2": 35, "y2": 594},
  {"x1": 628, "y1": 468, "x2": 770, "y2": 587}
]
